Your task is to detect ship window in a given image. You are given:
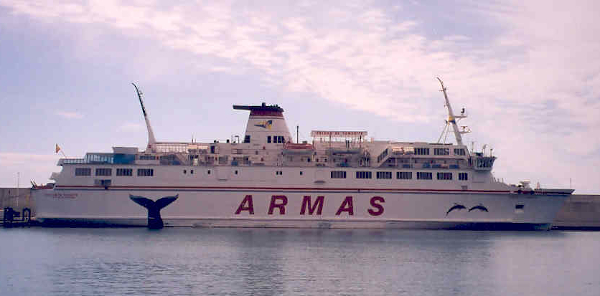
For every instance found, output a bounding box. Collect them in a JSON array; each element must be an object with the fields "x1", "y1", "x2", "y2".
[
  {"x1": 267, "y1": 136, "x2": 271, "y2": 143},
  {"x1": 137, "y1": 169, "x2": 154, "y2": 177},
  {"x1": 434, "y1": 148, "x2": 450, "y2": 156},
  {"x1": 94, "y1": 179, "x2": 111, "y2": 187},
  {"x1": 417, "y1": 172, "x2": 432, "y2": 180},
  {"x1": 376, "y1": 172, "x2": 392, "y2": 179},
  {"x1": 139, "y1": 155, "x2": 156, "y2": 160},
  {"x1": 415, "y1": 148, "x2": 430, "y2": 155},
  {"x1": 459, "y1": 172, "x2": 468, "y2": 180},
  {"x1": 397, "y1": 171, "x2": 412, "y2": 180},
  {"x1": 116, "y1": 168, "x2": 132, "y2": 176},
  {"x1": 235, "y1": 170, "x2": 238, "y2": 175},
  {"x1": 331, "y1": 171, "x2": 346, "y2": 179},
  {"x1": 95, "y1": 168, "x2": 112, "y2": 176},
  {"x1": 244, "y1": 135, "x2": 251, "y2": 143},
  {"x1": 75, "y1": 168, "x2": 91, "y2": 176},
  {"x1": 300, "y1": 171, "x2": 303, "y2": 175},
  {"x1": 437, "y1": 172, "x2": 452, "y2": 180},
  {"x1": 476, "y1": 158, "x2": 495, "y2": 168},
  {"x1": 515, "y1": 204, "x2": 525, "y2": 214},
  {"x1": 191, "y1": 170, "x2": 194, "y2": 174},
  {"x1": 183, "y1": 170, "x2": 187, "y2": 174},
  {"x1": 207, "y1": 170, "x2": 211, "y2": 175},
  {"x1": 356, "y1": 171, "x2": 372, "y2": 179},
  {"x1": 454, "y1": 148, "x2": 466, "y2": 156}
]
